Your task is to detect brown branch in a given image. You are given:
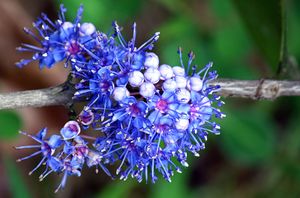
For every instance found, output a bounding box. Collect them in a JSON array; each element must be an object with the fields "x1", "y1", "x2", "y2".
[{"x1": 0, "y1": 79, "x2": 299, "y2": 110}]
